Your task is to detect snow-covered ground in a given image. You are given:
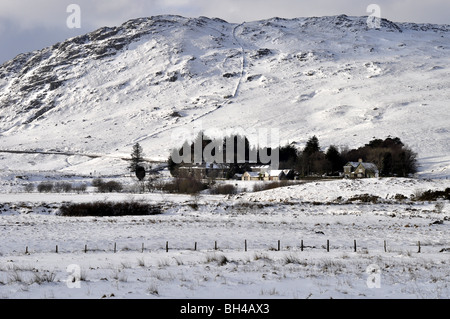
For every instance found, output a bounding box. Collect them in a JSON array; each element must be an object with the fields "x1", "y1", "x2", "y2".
[
  {"x1": 240, "y1": 177, "x2": 450, "y2": 203},
  {"x1": 0, "y1": 175, "x2": 448, "y2": 299}
]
